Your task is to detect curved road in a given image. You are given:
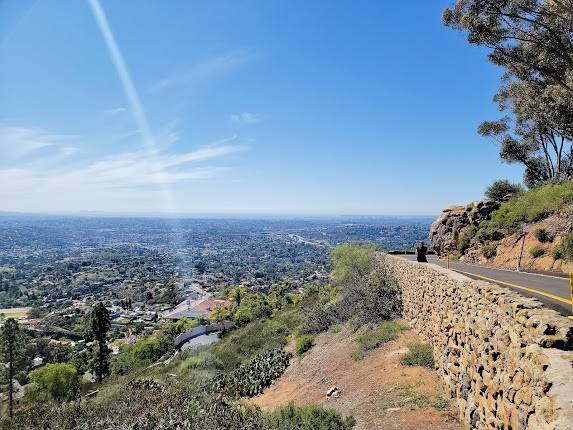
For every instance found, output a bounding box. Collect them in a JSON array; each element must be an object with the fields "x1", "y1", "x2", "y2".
[{"x1": 399, "y1": 254, "x2": 572, "y2": 317}]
